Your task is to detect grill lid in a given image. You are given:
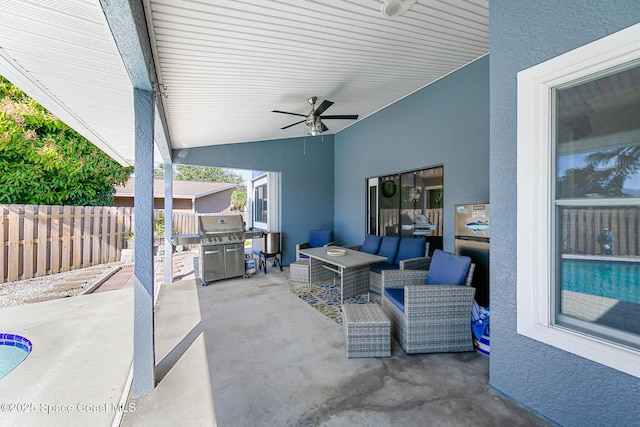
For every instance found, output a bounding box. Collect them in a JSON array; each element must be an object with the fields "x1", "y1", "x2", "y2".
[{"x1": 198, "y1": 215, "x2": 244, "y2": 234}]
